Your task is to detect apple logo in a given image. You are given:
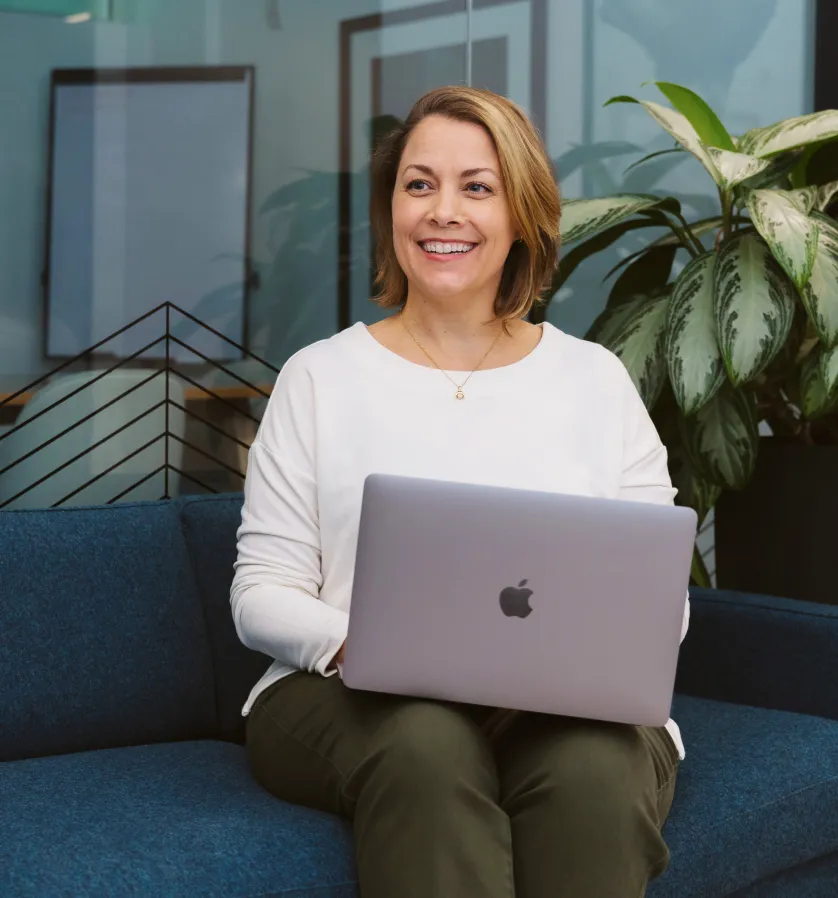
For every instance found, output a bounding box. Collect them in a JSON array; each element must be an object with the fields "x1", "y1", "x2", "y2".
[{"x1": 499, "y1": 579, "x2": 534, "y2": 618}]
